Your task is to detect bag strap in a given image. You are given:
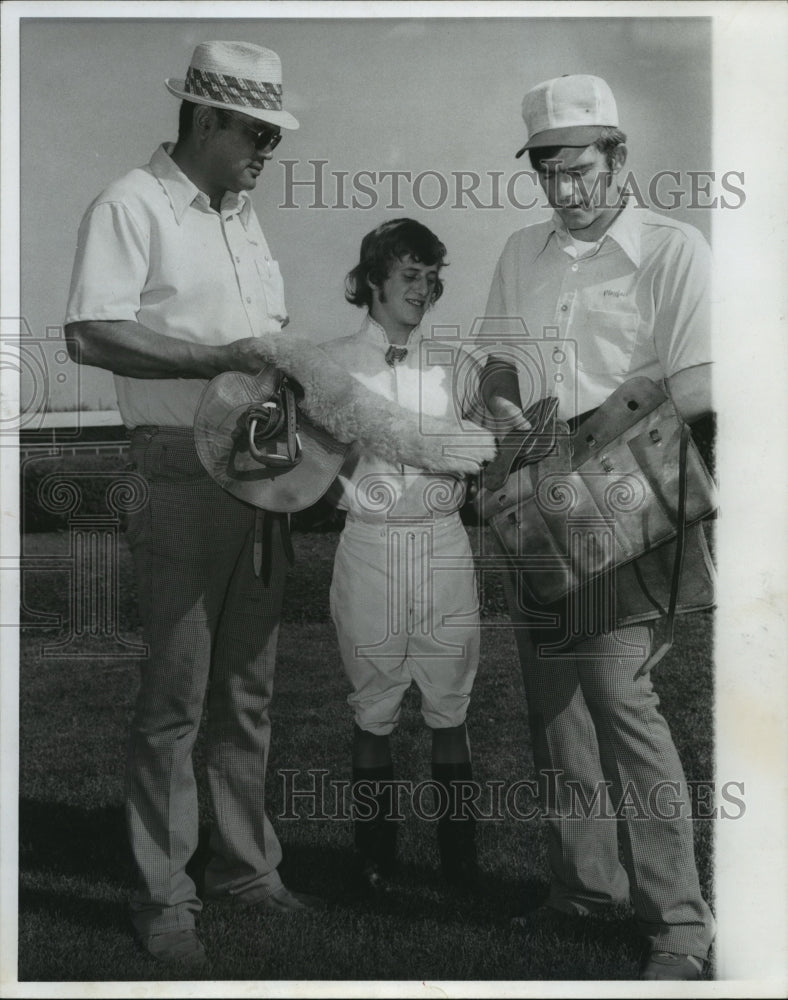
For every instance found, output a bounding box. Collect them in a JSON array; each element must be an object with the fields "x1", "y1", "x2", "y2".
[
  {"x1": 246, "y1": 380, "x2": 303, "y2": 467},
  {"x1": 634, "y1": 421, "x2": 692, "y2": 678},
  {"x1": 253, "y1": 509, "x2": 296, "y2": 583}
]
